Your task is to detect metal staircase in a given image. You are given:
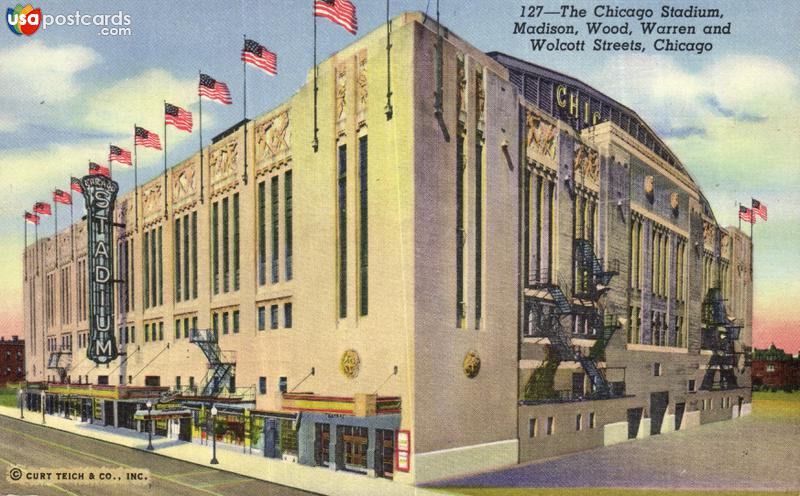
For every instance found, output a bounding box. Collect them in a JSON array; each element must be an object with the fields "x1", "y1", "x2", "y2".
[
  {"x1": 700, "y1": 288, "x2": 741, "y2": 390},
  {"x1": 526, "y1": 236, "x2": 620, "y2": 399},
  {"x1": 47, "y1": 348, "x2": 72, "y2": 383},
  {"x1": 190, "y1": 329, "x2": 236, "y2": 397}
]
